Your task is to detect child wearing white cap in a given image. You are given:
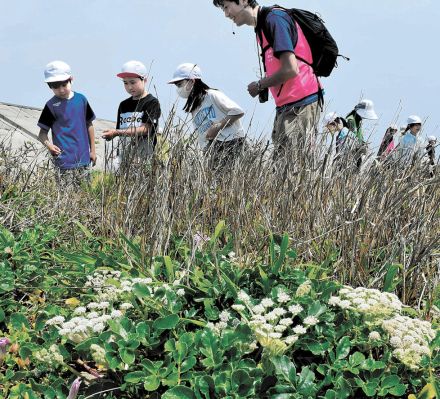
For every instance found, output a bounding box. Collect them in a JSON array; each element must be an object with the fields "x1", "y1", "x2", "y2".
[
  {"x1": 37, "y1": 60, "x2": 96, "y2": 186},
  {"x1": 168, "y1": 63, "x2": 246, "y2": 169},
  {"x1": 345, "y1": 99, "x2": 378, "y2": 169},
  {"x1": 102, "y1": 60, "x2": 161, "y2": 169},
  {"x1": 399, "y1": 115, "x2": 424, "y2": 164}
]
